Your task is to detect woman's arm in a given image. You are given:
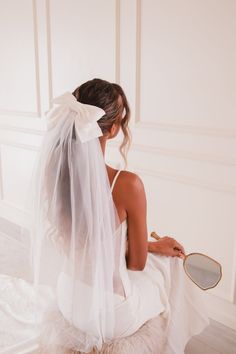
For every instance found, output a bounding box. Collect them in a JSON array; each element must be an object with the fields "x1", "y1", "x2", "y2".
[
  {"x1": 148, "y1": 237, "x2": 185, "y2": 257},
  {"x1": 122, "y1": 172, "x2": 185, "y2": 268},
  {"x1": 123, "y1": 172, "x2": 148, "y2": 271}
]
